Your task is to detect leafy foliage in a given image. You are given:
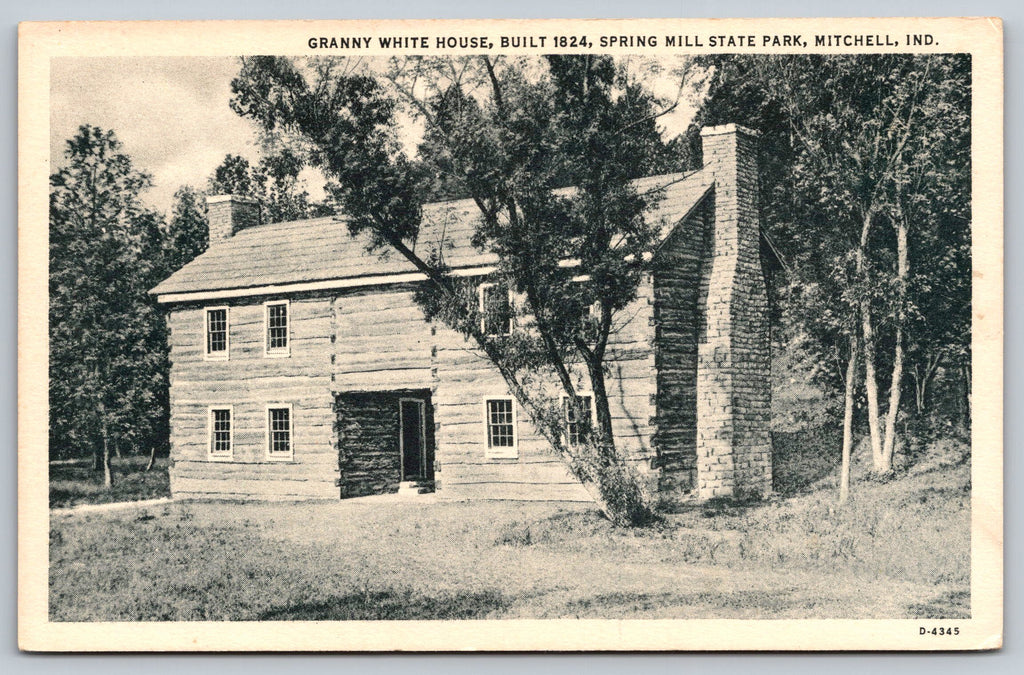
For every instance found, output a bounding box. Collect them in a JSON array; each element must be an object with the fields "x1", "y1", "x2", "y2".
[
  {"x1": 163, "y1": 185, "x2": 209, "y2": 274},
  {"x1": 207, "y1": 149, "x2": 332, "y2": 225},
  {"x1": 49, "y1": 126, "x2": 170, "y2": 467}
]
